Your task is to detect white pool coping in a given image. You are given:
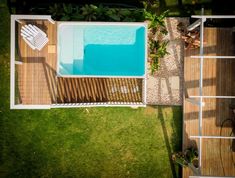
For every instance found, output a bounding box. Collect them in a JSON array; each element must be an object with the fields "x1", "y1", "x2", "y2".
[{"x1": 56, "y1": 21, "x2": 148, "y2": 79}]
